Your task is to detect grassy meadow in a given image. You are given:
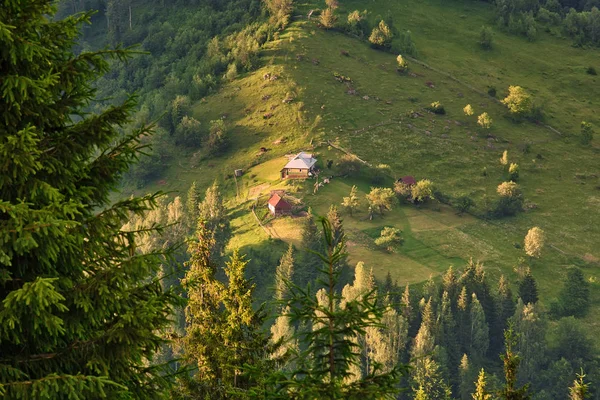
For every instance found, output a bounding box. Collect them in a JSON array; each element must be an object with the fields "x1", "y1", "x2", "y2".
[{"x1": 123, "y1": 1, "x2": 600, "y2": 332}]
